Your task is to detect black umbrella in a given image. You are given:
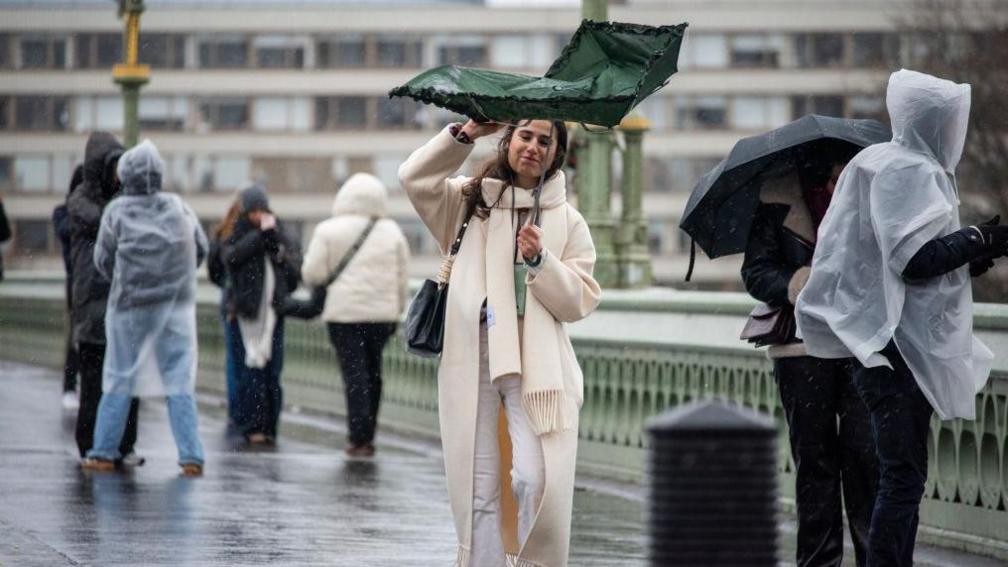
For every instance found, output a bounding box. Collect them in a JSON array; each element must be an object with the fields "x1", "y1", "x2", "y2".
[{"x1": 678, "y1": 114, "x2": 891, "y2": 280}]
